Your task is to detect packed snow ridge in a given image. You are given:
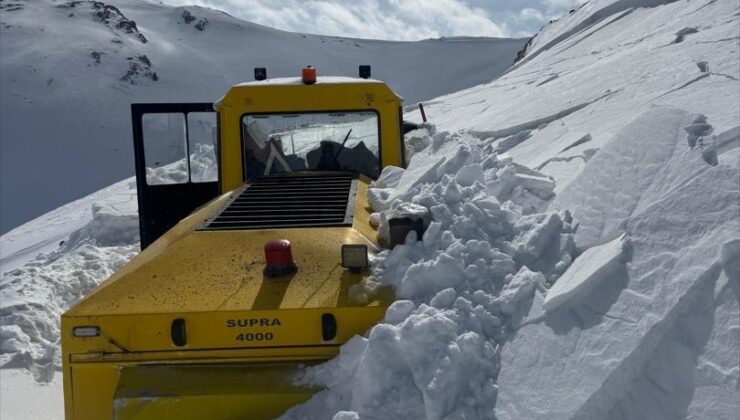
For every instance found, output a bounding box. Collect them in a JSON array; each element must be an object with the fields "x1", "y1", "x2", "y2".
[
  {"x1": 1, "y1": 0, "x2": 739, "y2": 419},
  {"x1": 283, "y1": 127, "x2": 576, "y2": 420}
]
